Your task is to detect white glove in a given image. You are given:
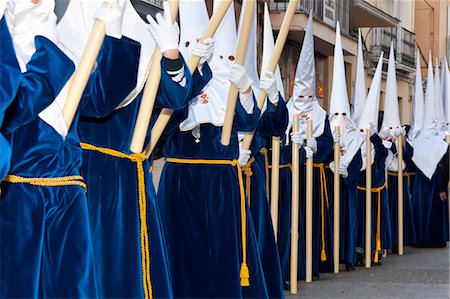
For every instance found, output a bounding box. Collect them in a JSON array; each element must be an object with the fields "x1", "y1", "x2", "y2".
[
  {"x1": 95, "y1": 0, "x2": 126, "y2": 39},
  {"x1": 306, "y1": 138, "x2": 317, "y2": 153},
  {"x1": 378, "y1": 127, "x2": 390, "y2": 140},
  {"x1": 304, "y1": 146, "x2": 314, "y2": 158},
  {"x1": 259, "y1": 71, "x2": 279, "y2": 105},
  {"x1": 338, "y1": 165, "x2": 348, "y2": 178},
  {"x1": 332, "y1": 131, "x2": 340, "y2": 143},
  {"x1": 192, "y1": 38, "x2": 214, "y2": 65},
  {"x1": 238, "y1": 148, "x2": 251, "y2": 166},
  {"x1": 329, "y1": 162, "x2": 336, "y2": 173},
  {"x1": 394, "y1": 126, "x2": 406, "y2": 138},
  {"x1": 146, "y1": 2, "x2": 180, "y2": 53},
  {"x1": 24, "y1": 0, "x2": 58, "y2": 44},
  {"x1": 291, "y1": 131, "x2": 304, "y2": 146},
  {"x1": 229, "y1": 63, "x2": 252, "y2": 92}
]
